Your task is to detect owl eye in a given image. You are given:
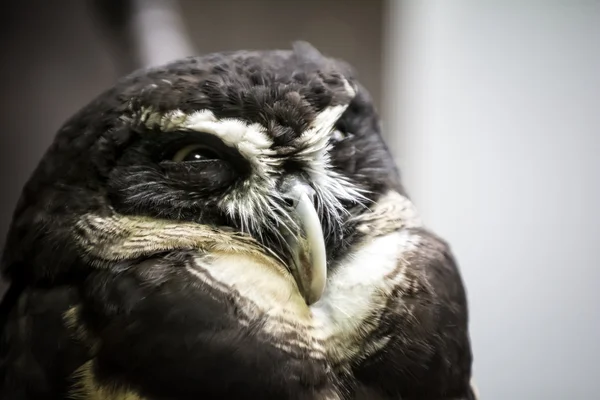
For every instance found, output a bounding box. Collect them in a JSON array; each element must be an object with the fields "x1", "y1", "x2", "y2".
[
  {"x1": 171, "y1": 144, "x2": 221, "y2": 162},
  {"x1": 331, "y1": 129, "x2": 354, "y2": 144},
  {"x1": 331, "y1": 129, "x2": 346, "y2": 143}
]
